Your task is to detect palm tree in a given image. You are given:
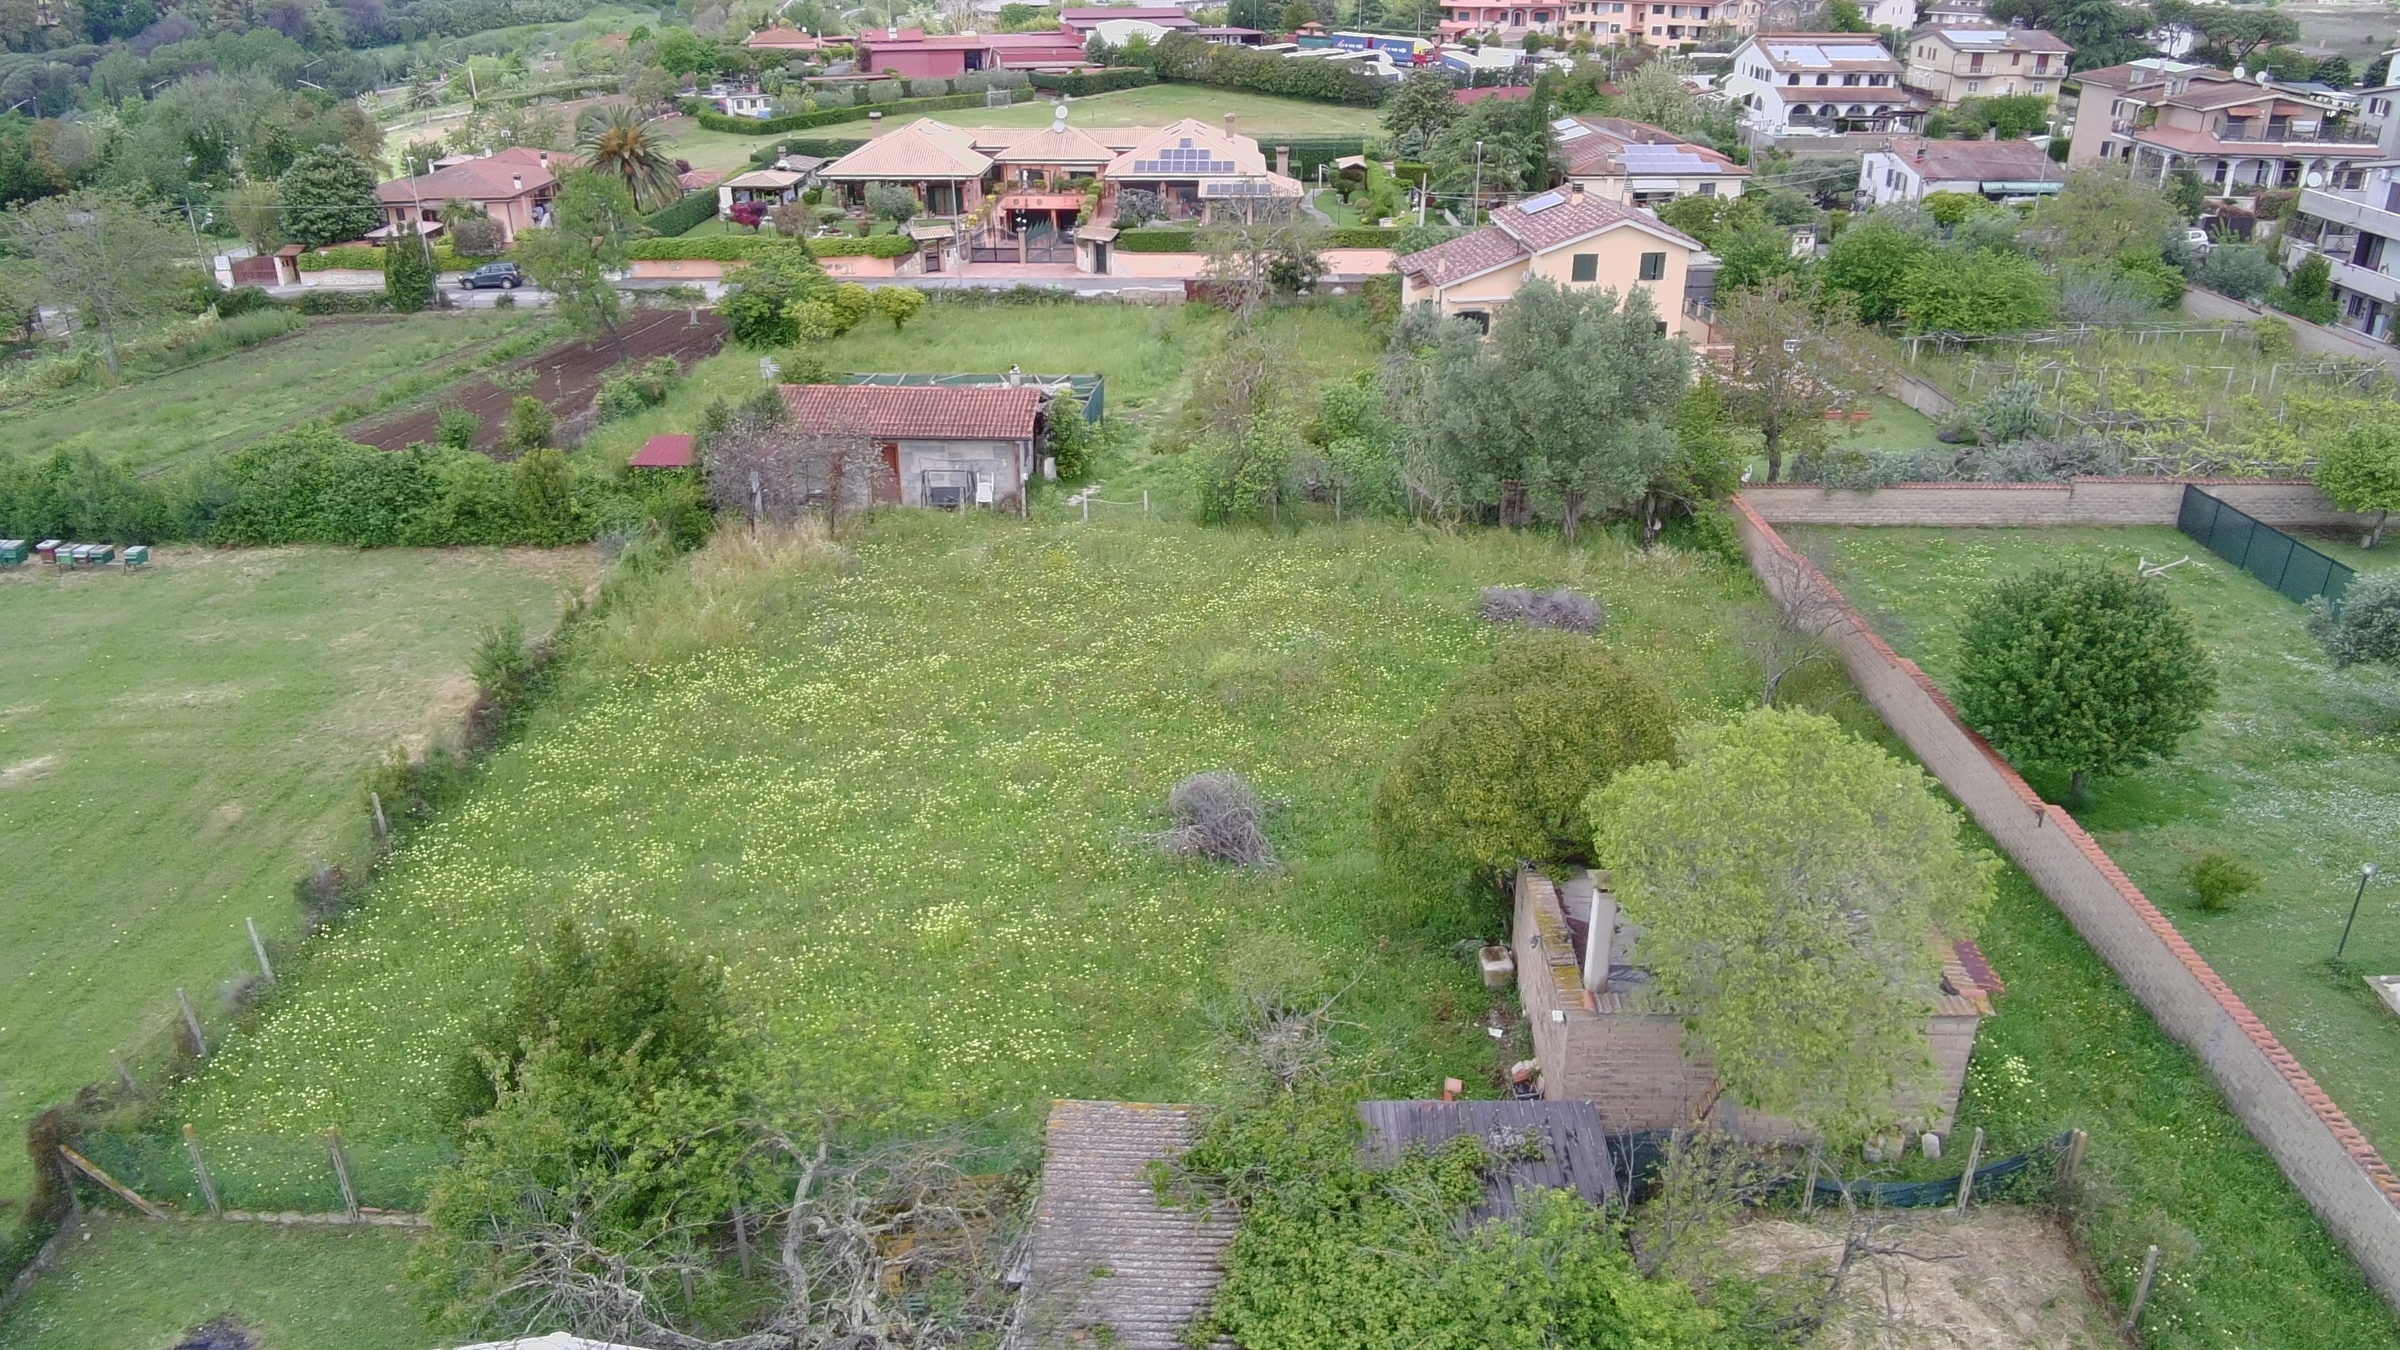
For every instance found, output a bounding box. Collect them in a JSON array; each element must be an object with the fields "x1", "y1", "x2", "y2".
[{"x1": 574, "y1": 103, "x2": 682, "y2": 212}]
